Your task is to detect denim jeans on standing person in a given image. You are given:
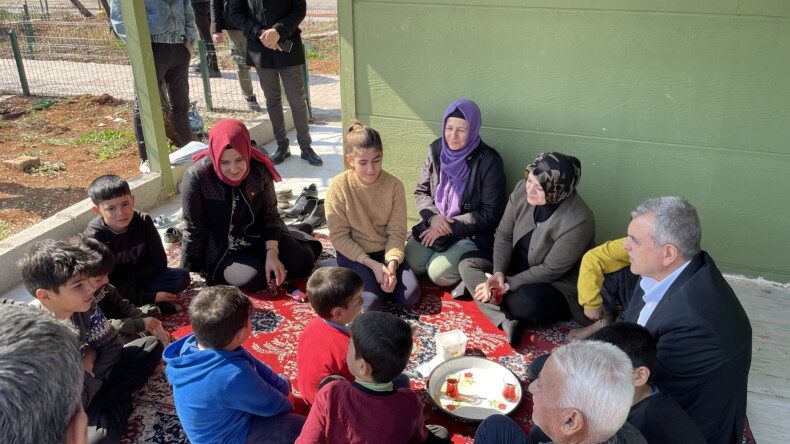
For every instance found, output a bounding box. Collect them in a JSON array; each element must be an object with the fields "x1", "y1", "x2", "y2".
[{"x1": 133, "y1": 42, "x2": 193, "y2": 160}]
